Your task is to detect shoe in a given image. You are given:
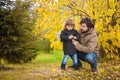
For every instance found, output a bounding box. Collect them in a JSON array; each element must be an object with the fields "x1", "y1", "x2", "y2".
[
  {"x1": 68, "y1": 63, "x2": 82, "y2": 69},
  {"x1": 74, "y1": 65, "x2": 79, "y2": 70},
  {"x1": 61, "y1": 65, "x2": 66, "y2": 70},
  {"x1": 78, "y1": 63, "x2": 82, "y2": 69},
  {"x1": 92, "y1": 67, "x2": 98, "y2": 72},
  {"x1": 68, "y1": 65, "x2": 79, "y2": 70}
]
